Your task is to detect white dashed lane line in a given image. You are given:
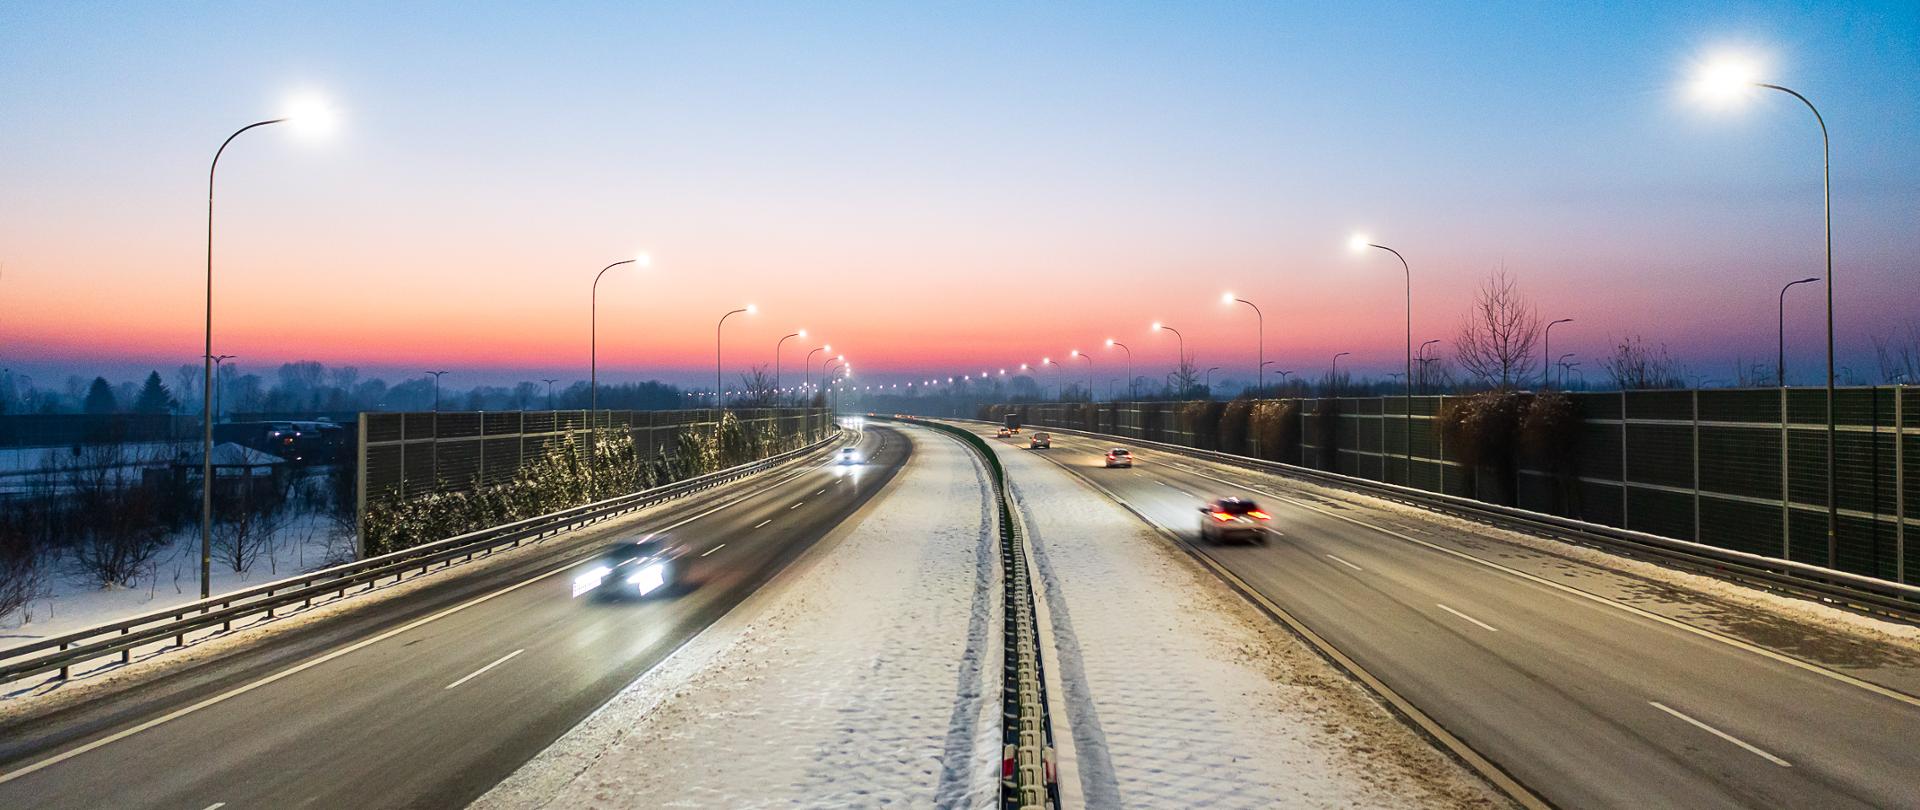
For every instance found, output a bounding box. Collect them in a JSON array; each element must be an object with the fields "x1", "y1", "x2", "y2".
[
  {"x1": 789, "y1": 502, "x2": 803, "y2": 509},
  {"x1": 1326, "y1": 554, "x2": 1364, "y2": 572},
  {"x1": 700, "y1": 544, "x2": 725, "y2": 557},
  {"x1": 1435, "y1": 603, "x2": 1499, "y2": 633},
  {"x1": 753, "y1": 519, "x2": 772, "y2": 529},
  {"x1": 1651, "y1": 702, "x2": 1791, "y2": 767},
  {"x1": 444, "y1": 649, "x2": 524, "y2": 690}
]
